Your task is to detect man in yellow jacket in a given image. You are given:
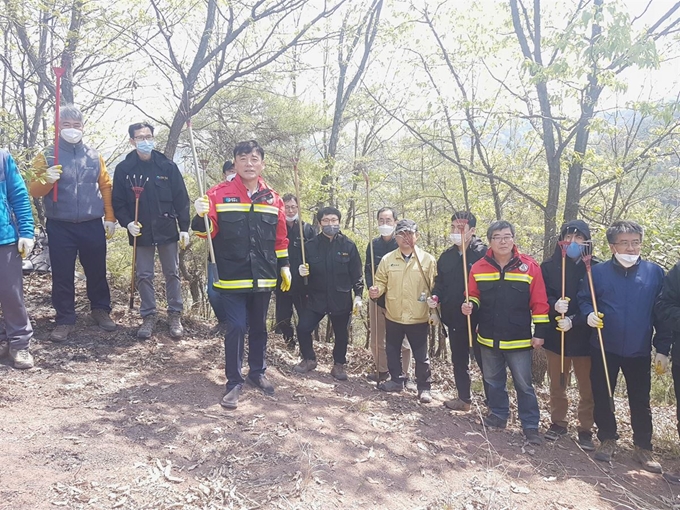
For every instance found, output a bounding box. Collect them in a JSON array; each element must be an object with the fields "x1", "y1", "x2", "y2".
[{"x1": 369, "y1": 219, "x2": 437, "y2": 403}]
